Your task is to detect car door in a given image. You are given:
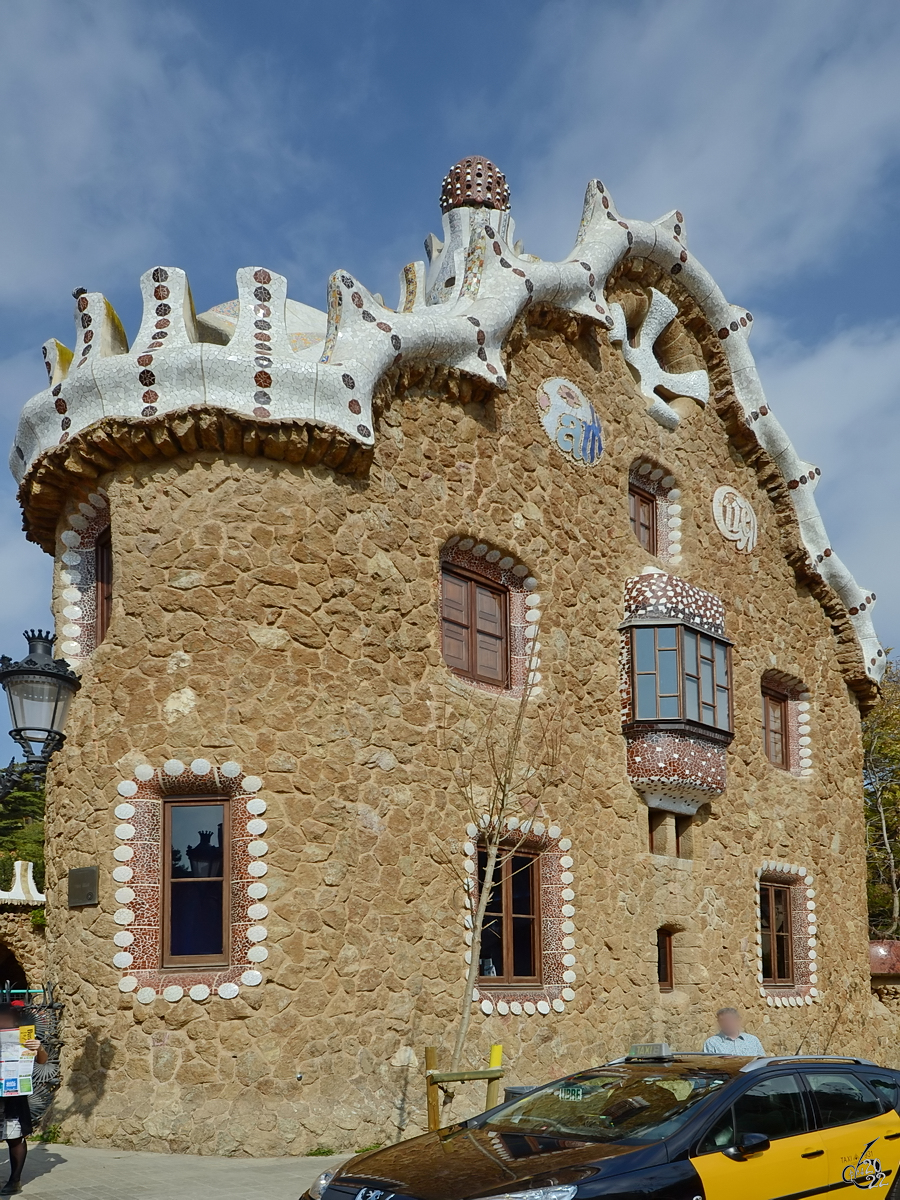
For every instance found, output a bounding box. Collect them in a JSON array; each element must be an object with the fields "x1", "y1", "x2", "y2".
[
  {"x1": 803, "y1": 1070, "x2": 900, "y2": 1191},
  {"x1": 691, "y1": 1072, "x2": 828, "y2": 1199}
]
